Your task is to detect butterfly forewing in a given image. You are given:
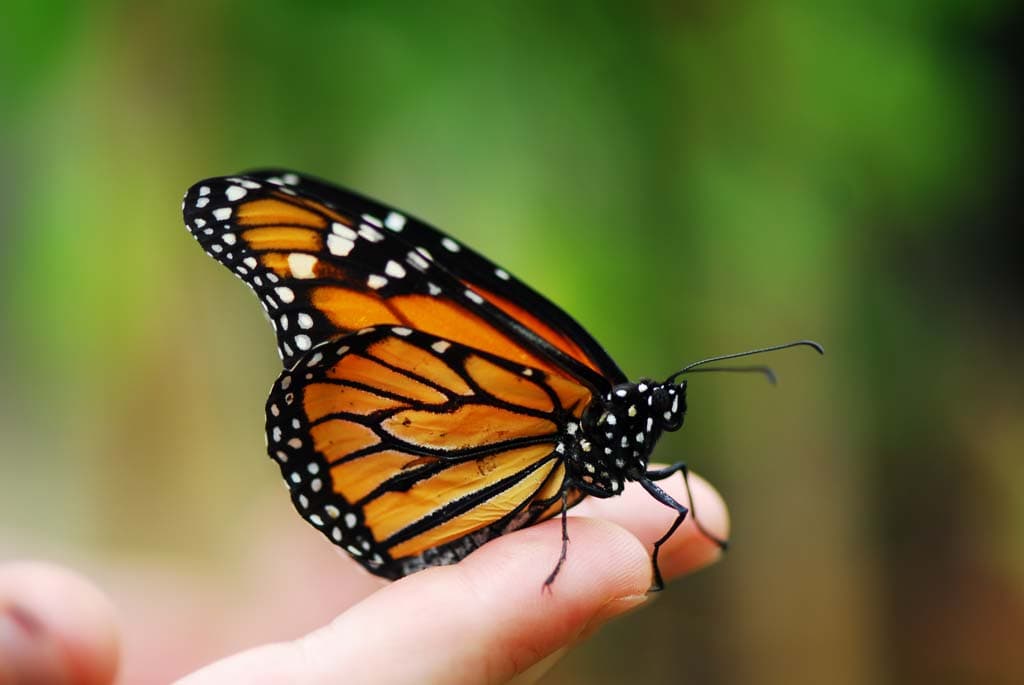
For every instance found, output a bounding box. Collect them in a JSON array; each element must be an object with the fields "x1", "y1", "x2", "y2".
[
  {"x1": 267, "y1": 326, "x2": 587, "y2": 578},
  {"x1": 183, "y1": 171, "x2": 621, "y2": 391}
]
